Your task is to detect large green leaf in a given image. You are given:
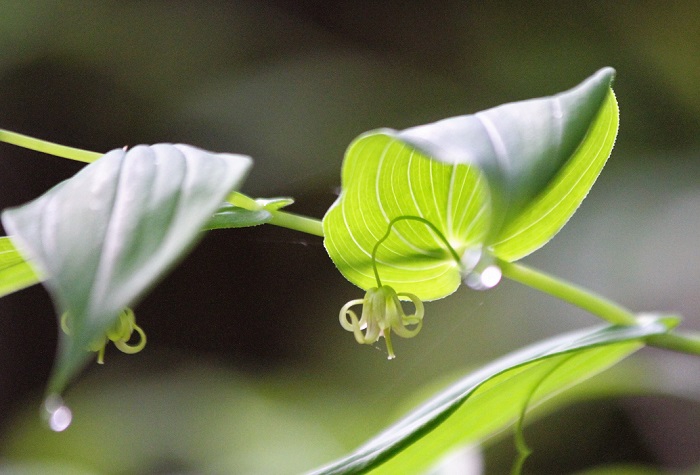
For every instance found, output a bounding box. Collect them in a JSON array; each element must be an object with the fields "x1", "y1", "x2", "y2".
[
  {"x1": 490, "y1": 88, "x2": 618, "y2": 261},
  {"x1": 397, "y1": 67, "x2": 616, "y2": 242},
  {"x1": 323, "y1": 134, "x2": 489, "y2": 300},
  {"x1": 2, "y1": 144, "x2": 251, "y2": 394},
  {"x1": 307, "y1": 315, "x2": 675, "y2": 475},
  {"x1": 323, "y1": 68, "x2": 617, "y2": 299},
  {"x1": 0, "y1": 236, "x2": 42, "y2": 297}
]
